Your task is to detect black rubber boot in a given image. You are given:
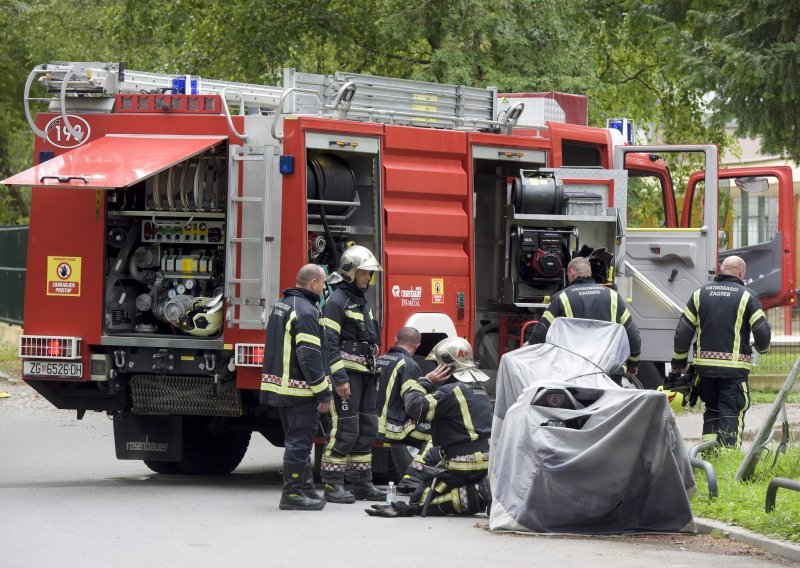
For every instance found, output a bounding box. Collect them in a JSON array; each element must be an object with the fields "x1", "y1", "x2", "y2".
[
  {"x1": 280, "y1": 464, "x2": 325, "y2": 511},
  {"x1": 477, "y1": 476, "x2": 492, "y2": 515},
  {"x1": 351, "y1": 481, "x2": 387, "y2": 501},
  {"x1": 324, "y1": 483, "x2": 356, "y2": 504},
  {"x1": 301, "y1": 464, "x2": 324, "y2": 501}
]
